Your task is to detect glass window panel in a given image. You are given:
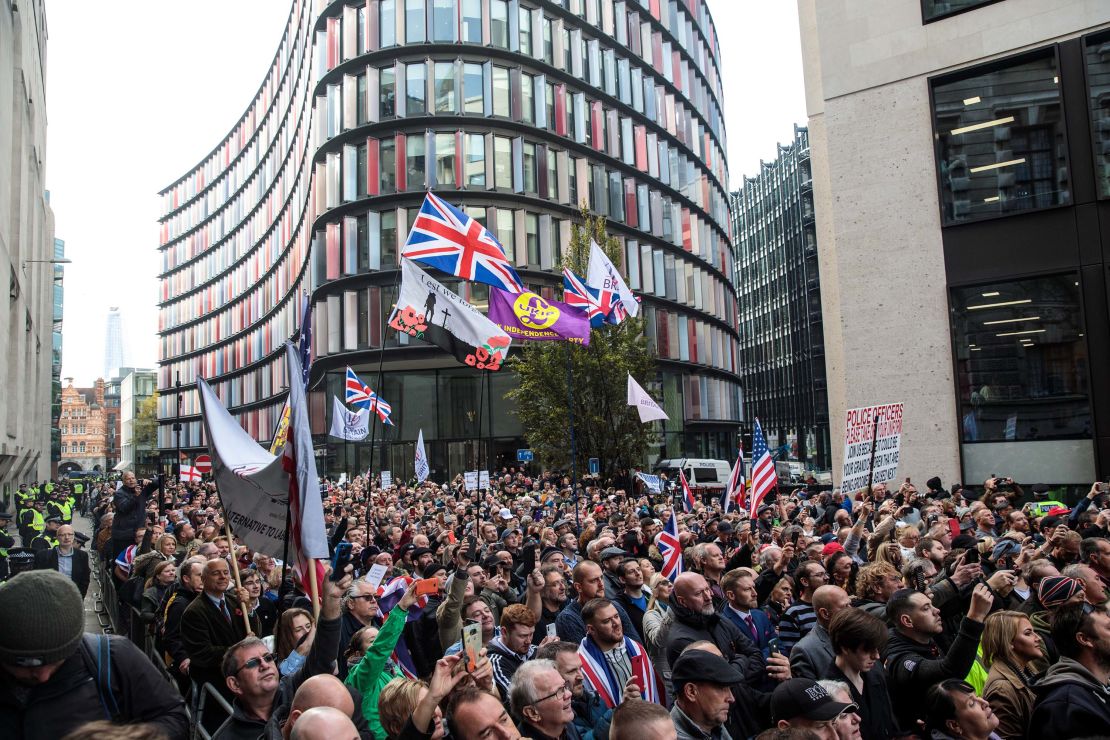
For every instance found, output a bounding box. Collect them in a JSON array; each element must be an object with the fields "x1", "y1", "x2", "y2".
[
  {"x1": 380, "y1": 66, "x2": 396, "y2": 118},
  {"x1": 462, "y1": 0, "x2": 482, "y2": 42},
  {"x1": 496, "y1": 209, "x2": 514, "y2": 259},
  {"x1": 490, "y1": 0, "x2": 509, "y2": 49},
  {"x1": 381, "y1": 210, "x2": 398, "y2": 266},
  {"x1": 434, "y1": 62, "x2": 456, "y2": 113},
  {"x1": 492, "y1": 66, "x2": 510, "y2": 117},
  {"x1": 543, "y1": 17, "x2": 553, "y2": 64},
  {"x1": 521, "y1": 72, "x2": 535, "y2": 124},
  {"x1": 653, "y1": 248, "x2": 665, "y2": 296},
  {"x1": 381, "y1": 0, "x2": 397, "y2": 47},
  {"x1": 546, "y1": 148, "x2": 558, "y2": 199},
  {"x1": 405, "y1": 0, "x2": 426, "y2": 43},
  {"x1": 922, "y1": 0, "x2": 1002, "y2": 22},
  {"x1": 931, "y1": 51, "x2": 1069, "y2": 224},
  {"x1": 407, "y1": 134, "x2": 426, "y2": 189},
  {"x1": 525, "y1": 213, "x2": 539, "y2": 267},
  {"x1": 406, "y1": 62, "x2": 426, "y2": 115},
  {"x1": 519, "y1": 6, "x2": 532, "y2": 57},
  {"x1": 950, "y1": 274, "x2": 1090, "y2": 442},
  {"x1": 431, "y1": 0, "x2": 457, "y2": 42},
  {"x1": 435, "y1": 133, "x2": 456, "y2": 186},
  {"x1": 466, "y1": 133, "x2": 486, "y2": 187},
  {"x1": 522, "y1": 142, "x2": 537, "y2": 193},
  {"x1": 357, "y1": 73, "x2": 368, "y2": 125},
  {"x1": 380, "y1": 138, "x2": 397, "y2": 193},
  {"x1": 1086, "y1": 31, "x2": 1110, "y2": 198},
  {"x1": 494, "y1": 136, "x2": 512, "y2": 189}
]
